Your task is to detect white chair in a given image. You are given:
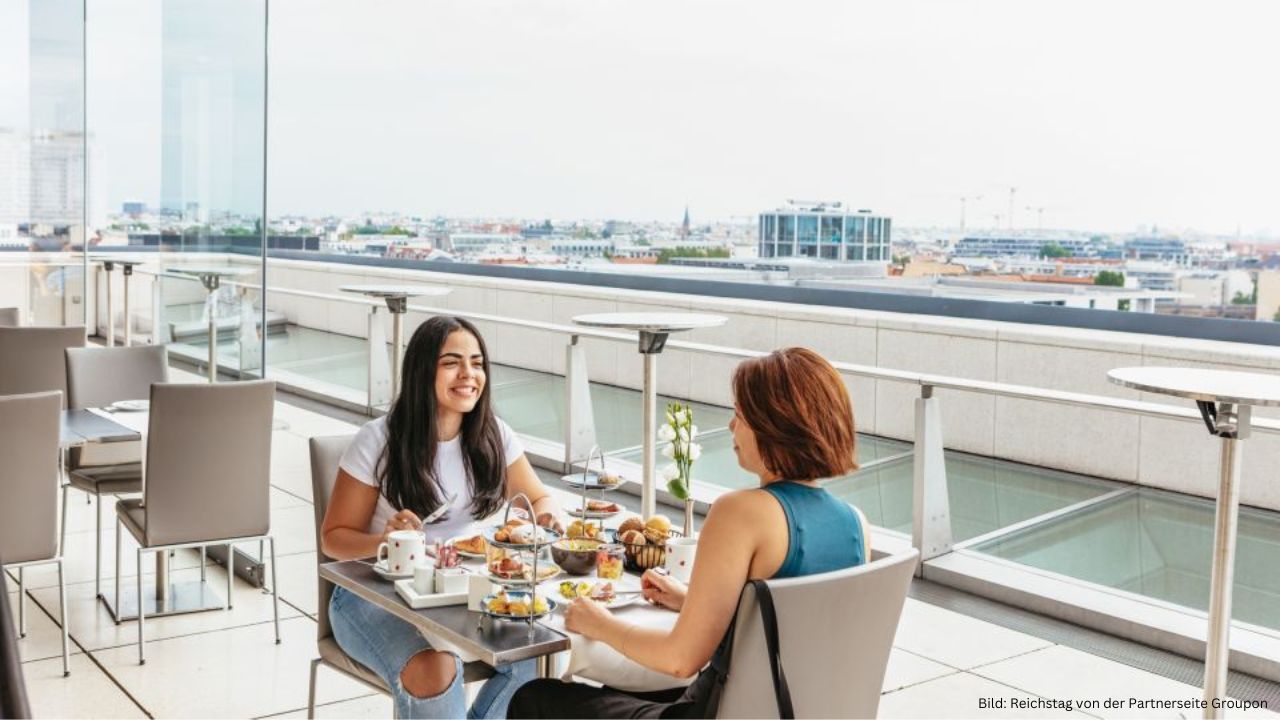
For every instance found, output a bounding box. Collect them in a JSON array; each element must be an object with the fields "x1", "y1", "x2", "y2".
[
  {"x1": 715, "y1": 549, "x2": 919, "y2": 719},
  {"x1": 0, "y1": 391, "x2": 71, "y2": 677}
]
